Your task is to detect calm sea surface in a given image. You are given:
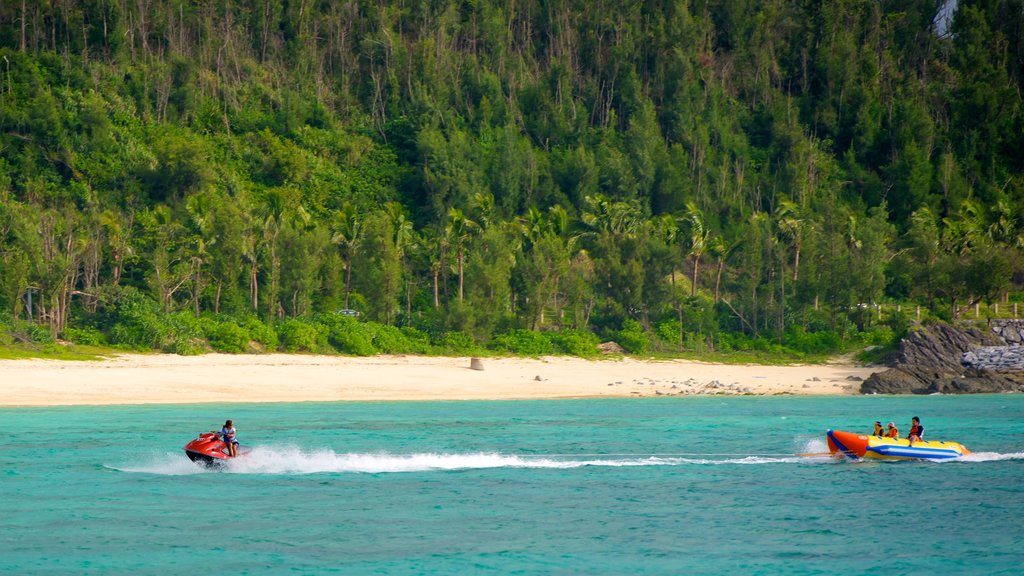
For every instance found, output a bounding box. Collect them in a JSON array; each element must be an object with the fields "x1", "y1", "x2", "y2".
[{"x1": 2, "y1": 395, "x2": 1022, "y2": 575}]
